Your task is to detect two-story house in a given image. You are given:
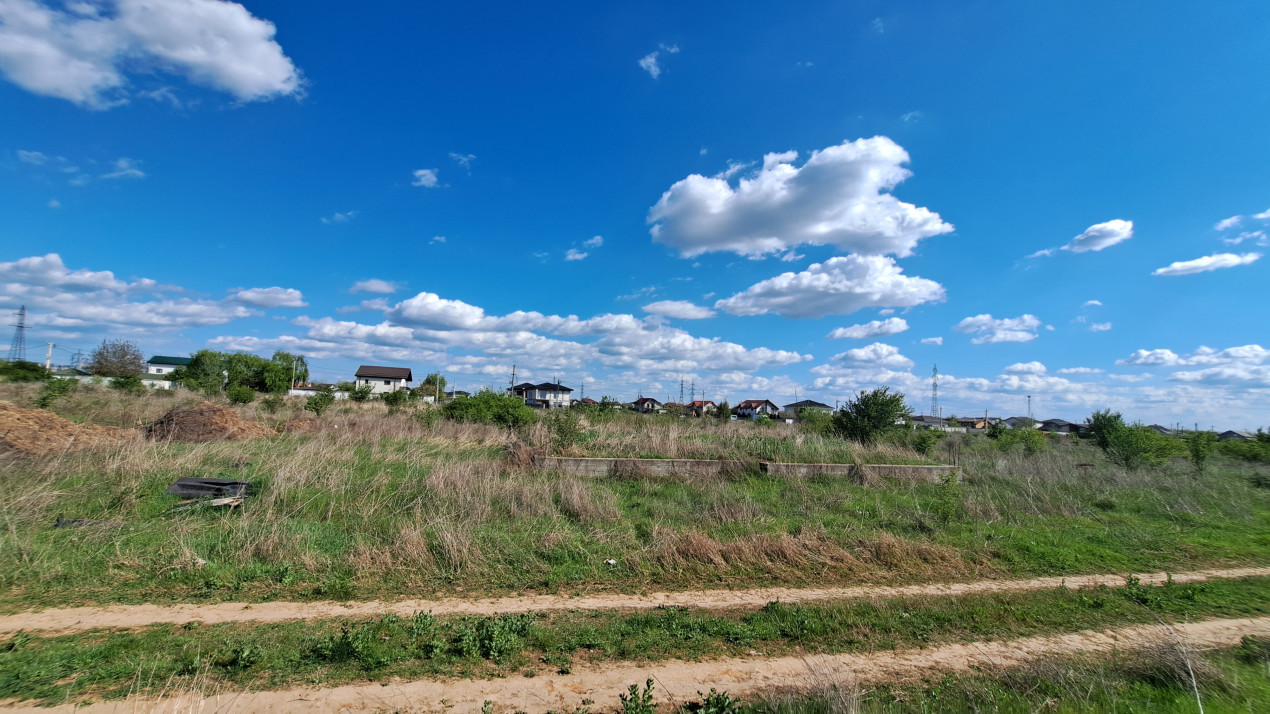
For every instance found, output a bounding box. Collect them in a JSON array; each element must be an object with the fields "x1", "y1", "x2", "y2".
[
  {"x1": 736, "y1": 399, "x2": 780, "y2": 419},
  {"x1": 355, "y1": 365, "x2": 413, "y2": 394},
  {"x1": 509, "y1": 381, "x2": 573, "y2": 409}
]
